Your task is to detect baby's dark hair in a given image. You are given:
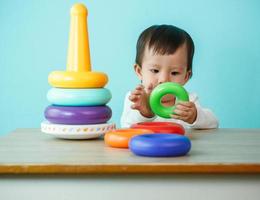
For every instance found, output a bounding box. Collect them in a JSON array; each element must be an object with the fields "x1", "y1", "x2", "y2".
[{"x1": 135, "y1": 24, "x2": 195, "y2": 77}]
